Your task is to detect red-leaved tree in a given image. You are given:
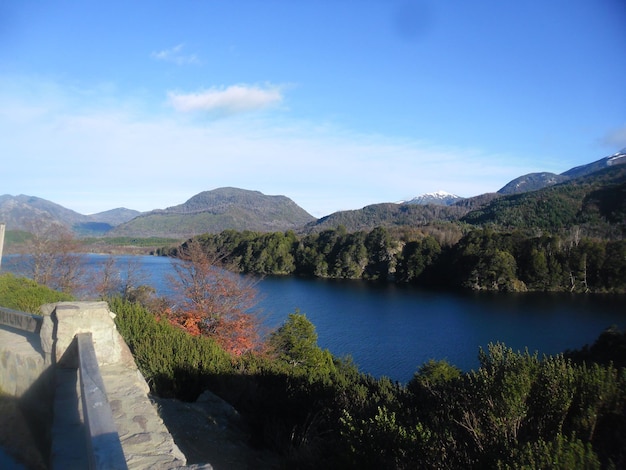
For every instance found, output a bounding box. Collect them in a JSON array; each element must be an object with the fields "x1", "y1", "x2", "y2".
[{"x1": 167, "y1": 239, "x2": 264, "y2": 355}]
